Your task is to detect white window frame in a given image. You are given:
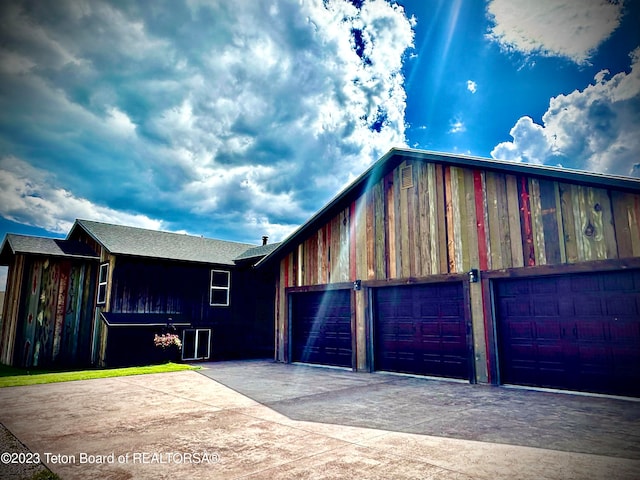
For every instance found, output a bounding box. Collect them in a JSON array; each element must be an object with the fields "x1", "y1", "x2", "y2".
[
  {"x1": 97, "y1": 263, "x2": 109, "y2": 305},
  {"x1": 181, "y1": 329, "x2": 211, "y2": 361},
  {"x1": 210, "y1": 269, "x2": 230, "y2": 306}
]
